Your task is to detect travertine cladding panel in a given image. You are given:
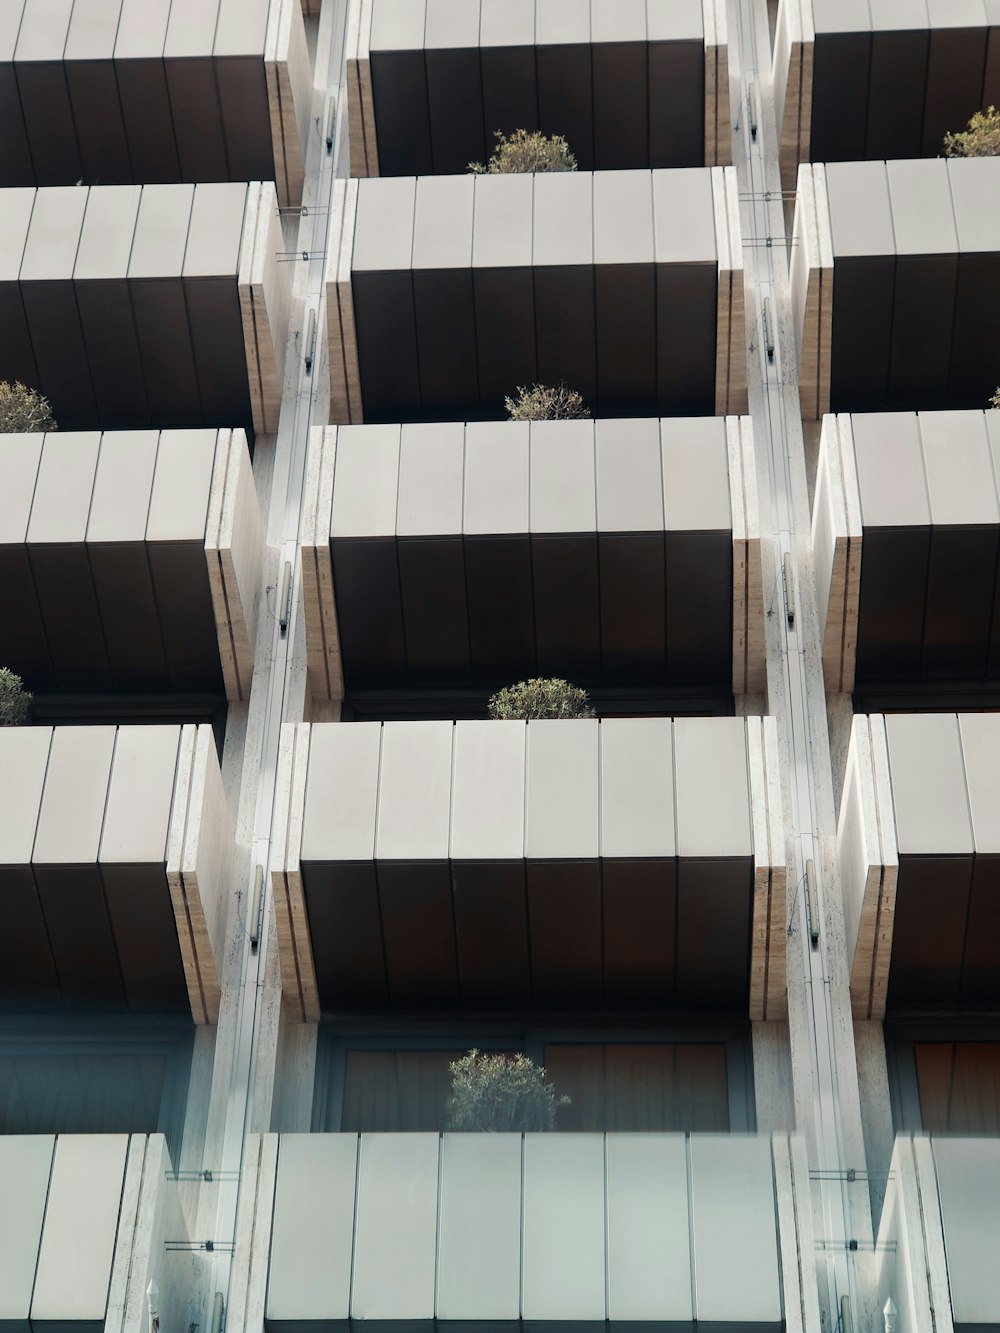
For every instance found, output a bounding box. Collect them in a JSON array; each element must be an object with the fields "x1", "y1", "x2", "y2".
[
  {"x1": 812, "y1": 409, "x2": 1000, "y2": 691},
  {"x1": 262, "y1": 1132, "x2": 786, "y2": 1329},
  {"x1": 792, "y1": 158, "x2": 1000, "y2": 417},
  {"x1": 774, "y1": 0, "x2": 1000, "y2": 187},
  {"x1": 838, "y1": 713, "x2": 1000, "y2": 1018},
  {"x1": 0, "y1": 723, "x2": 232, "y2": 1022},
  {"x1": 346, "y1": 0, "x2": 727, "y2": 177},
  {"x1": 328, "y1": 166, "x2": 746, "y2": 424},
  {"x1": 0, "y1": 0, "x2": 311, "y2": 204},
  {"x1": 275, "y1": 716, "x2": 785, "y2": 1018},
  {"x1": 0, "y1": 182, "x2": 288, "y2": 435}
]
